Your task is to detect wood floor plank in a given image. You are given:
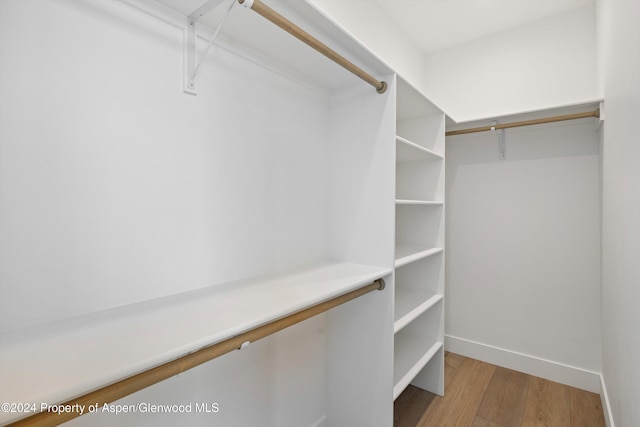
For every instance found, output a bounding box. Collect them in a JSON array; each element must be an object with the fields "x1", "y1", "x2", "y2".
[
  {"x1": 476, "y1": 366, "x2": 530, "y2": 427},
  {"x1": 395, "y1": 353, "x2": 607, "y2": 427},
  {"x1": 471, "y1": 416, "x2": 502, "y2": 427},
  {"x1": 570, "y1": 387, "x2": 606, "y2": 427},
  {"x1": 444, "y1": 351, "x2": 466, "y2": 387},
  {"x1": 394, "y1": 385, "x2": 436, "y2": 427},
  {"x1": 418, "y1": 357, "x2": 496, "y2": 426},
  {"x1": 522, "y1": 377, "x2": 571, "y2": 427},
  {"x1": 445, "y1": 351, "x2": 466, "y2": 369}
]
